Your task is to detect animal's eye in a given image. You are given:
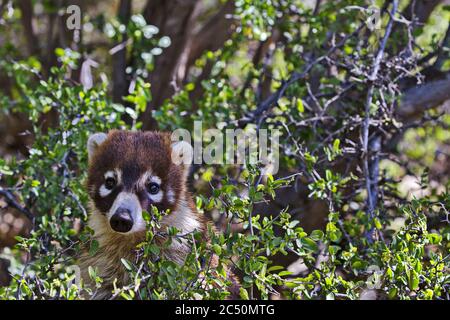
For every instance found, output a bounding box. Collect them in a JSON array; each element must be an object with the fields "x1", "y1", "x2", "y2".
[
  {"x1": 146, "y1": 182, "x2": 160, "y2": 195},
  {"x1": 105, "y1": 177, "x2": 116, "y2": 190}
]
